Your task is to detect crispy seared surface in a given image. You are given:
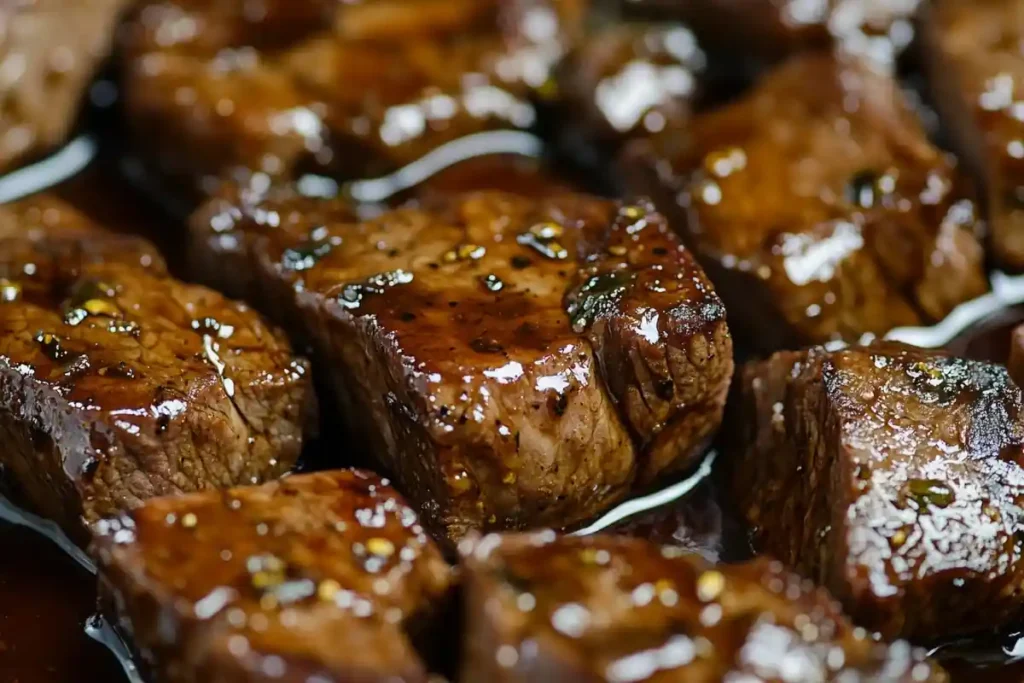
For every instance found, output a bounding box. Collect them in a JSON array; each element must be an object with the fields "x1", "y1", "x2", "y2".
[
  {"x1": 625, "y1": 0, "x2": 921, "y2": 67},
  {"x1": 727, "y1": 341, "x2": 1024, "y2": 639},
  {"x1": 0, "y1": 196, "x2": 313, "y2": 542},
  {"x1": 459, "y1": 531, "x2": 947, "y2": 682},
  {"x1": 92, "y1": 469, "x2": 452, "y2": 683},
  {"x1": 121, "y1": 0, "x2": 587, "y2": 187},
  {"x1": 920, "y1": 0, "x2": 1024, "y2": 270},
  {"x1": 0, "y1": 0, "x2": 130, "y2": 172},
  {"x1": 192, "y1": 188, "x2": 733, "y2": 543},
  {"x1": 622, "y1": 53, "x2": 988, "y2": 352}
]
